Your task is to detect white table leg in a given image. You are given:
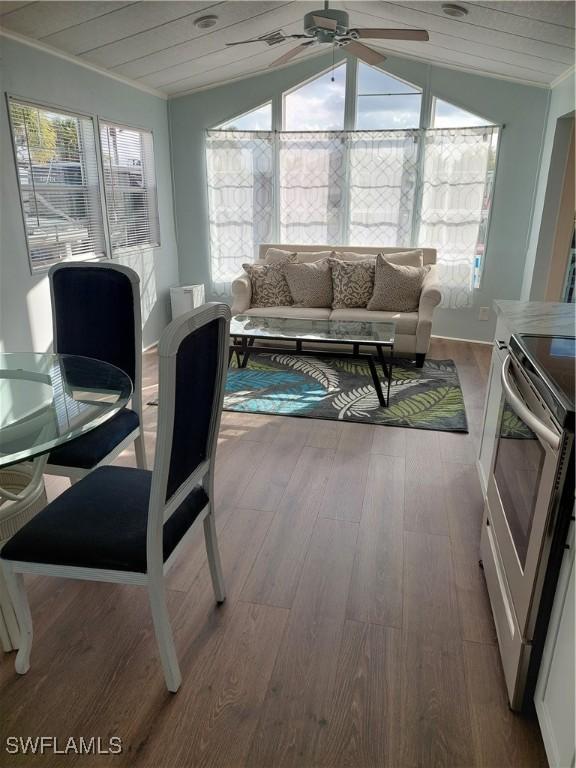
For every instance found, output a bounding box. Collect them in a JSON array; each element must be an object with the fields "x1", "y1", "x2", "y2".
[{"x1": 0, "y1": 457, "x2": 48, "y2": 652}]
